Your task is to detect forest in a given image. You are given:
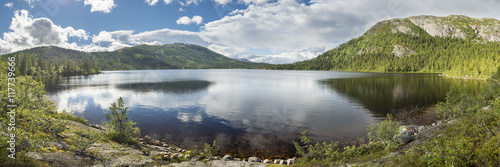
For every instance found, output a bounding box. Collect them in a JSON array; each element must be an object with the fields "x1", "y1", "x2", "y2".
[
  {"x1": 269, "y1": 18, "x2": 500, "y2": 79},
  {"x1": 1, "y1": 43, "x2": 268, "y2": 79}
]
